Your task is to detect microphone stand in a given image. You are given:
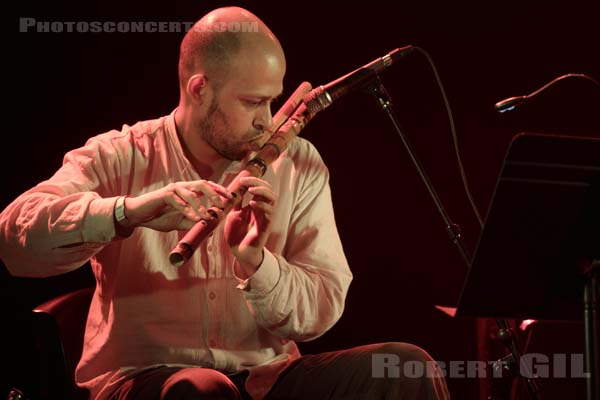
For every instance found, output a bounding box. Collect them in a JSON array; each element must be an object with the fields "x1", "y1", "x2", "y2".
[{"x1": 365, "y1": 76, "x2": 541, "y2": 400}]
